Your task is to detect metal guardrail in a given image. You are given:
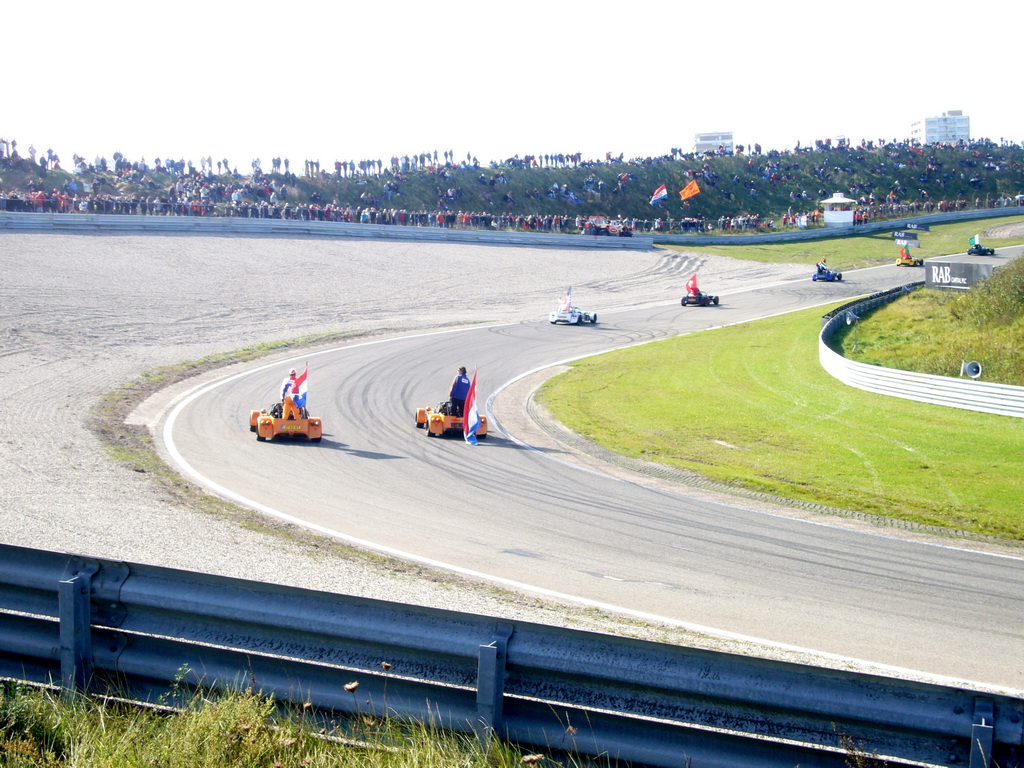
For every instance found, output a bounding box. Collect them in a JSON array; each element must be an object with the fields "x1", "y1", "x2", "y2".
[
  {"x1": 820, "y1": 284, "x2": 1024, "y2": 418},
  {"x1": 1, "y1": 543, "x2": 1020, "y2": 768},
  {"x1": 0, "y1": 211, "x2": 654, "y2": 249},
  {"x1": 4, "y1": 206, "x2": 1022, "y2": 248}
]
